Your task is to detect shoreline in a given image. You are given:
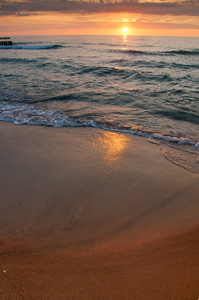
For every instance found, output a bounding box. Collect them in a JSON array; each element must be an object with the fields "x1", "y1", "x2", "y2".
[{"x1": 0, "y1": 121, "x2": 199, "y2": 299}]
